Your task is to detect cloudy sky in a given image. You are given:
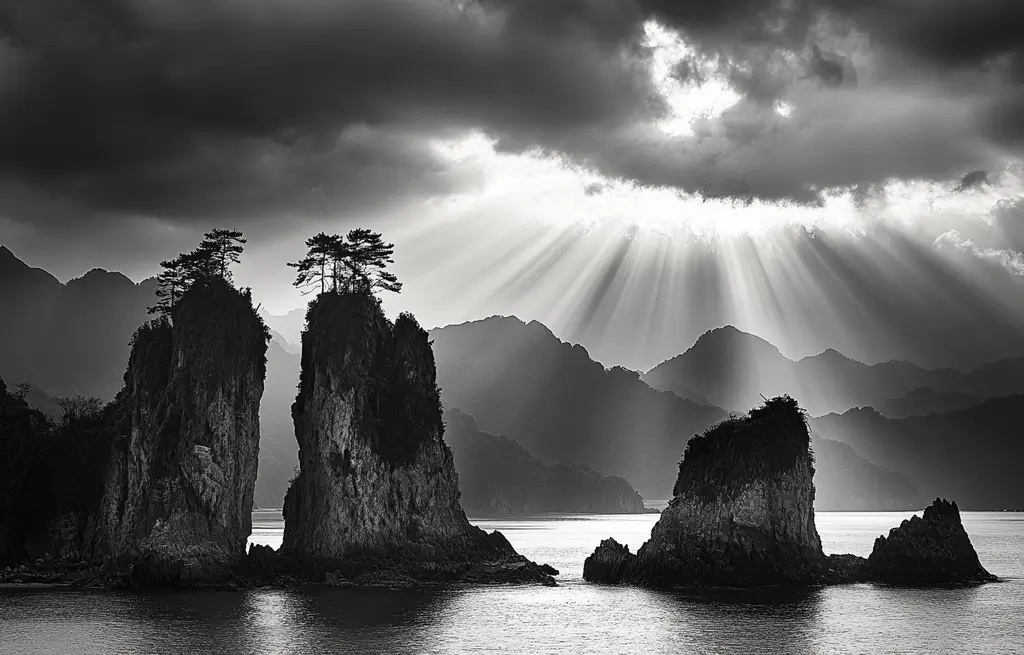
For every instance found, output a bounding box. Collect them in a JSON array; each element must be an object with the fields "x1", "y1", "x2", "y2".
[{"x1": 2, "y1": 0, "x2": 1023, "y2": 370}]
